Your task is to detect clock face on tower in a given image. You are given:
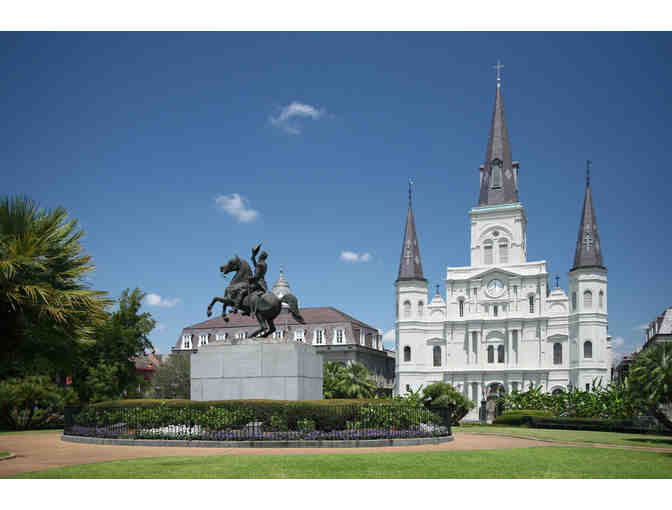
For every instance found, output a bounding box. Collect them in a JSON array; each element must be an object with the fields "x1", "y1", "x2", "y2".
[{"x1": 487, "y1": 279, "x2": 505, "y2": 297}]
